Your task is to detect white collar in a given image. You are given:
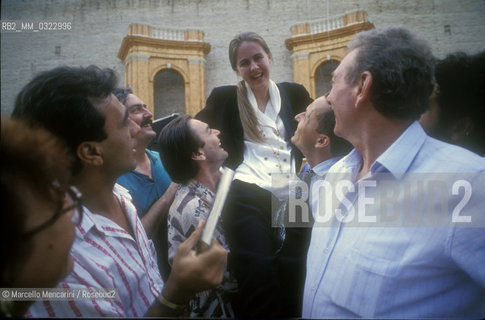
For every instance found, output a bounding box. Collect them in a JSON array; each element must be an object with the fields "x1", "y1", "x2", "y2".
[{"x1": 245, "y1": 79, "x2": 281, "y2": 124}]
